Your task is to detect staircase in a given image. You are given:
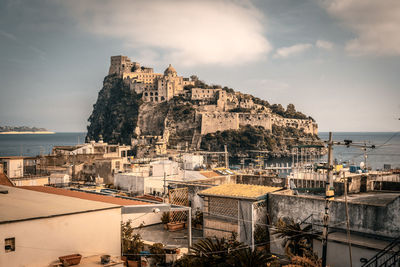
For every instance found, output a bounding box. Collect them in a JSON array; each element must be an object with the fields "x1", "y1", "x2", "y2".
[{"x1": 361, "y1": 236, "x2": 400, "y2": 267}]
